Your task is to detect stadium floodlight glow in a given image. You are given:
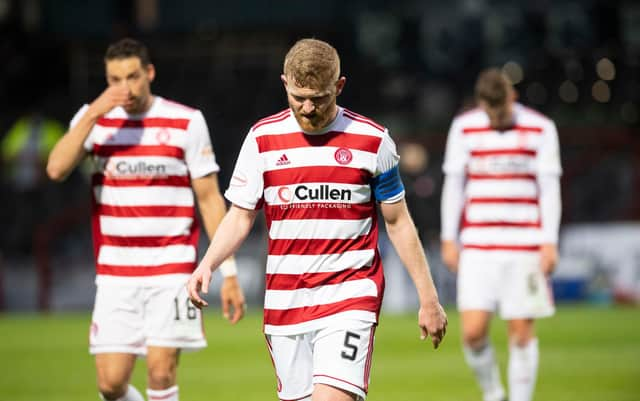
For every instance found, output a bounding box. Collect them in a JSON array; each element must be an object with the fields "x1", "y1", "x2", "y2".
[
  {"x1": 502, "y1": 61, "x2": 524, "y2": 84},
  {"x1": 596, "y1": 58, "x2": 616, "y2": 81},
  {"x1": 559, "y1": 80, "x2": 579, "y2": 103},
  {"x1": 592, "y1": 80, "x2": 611, "y2": 103}
]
